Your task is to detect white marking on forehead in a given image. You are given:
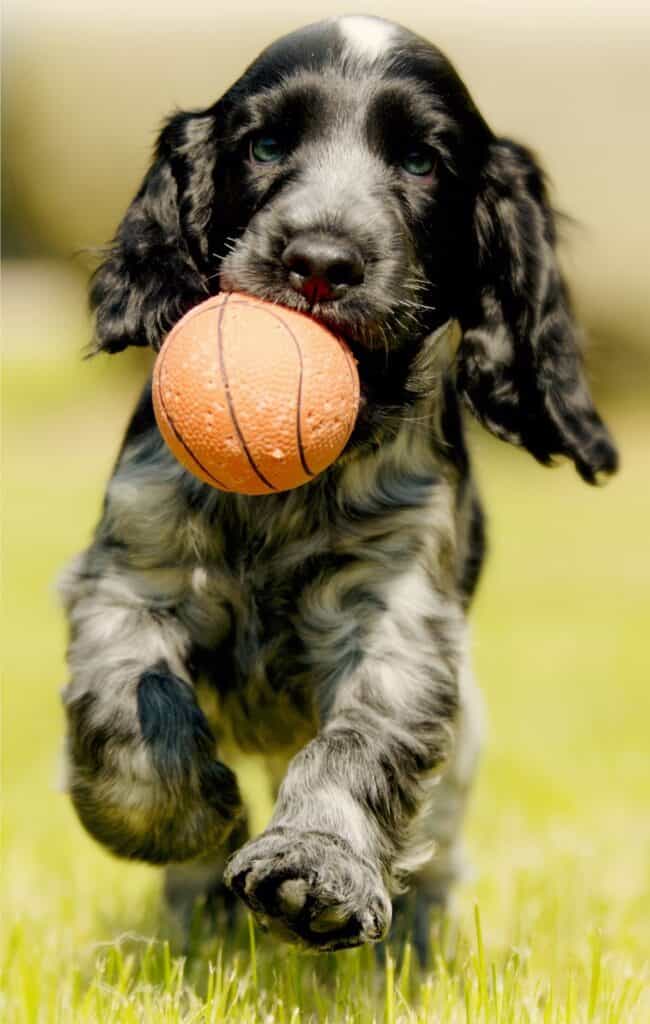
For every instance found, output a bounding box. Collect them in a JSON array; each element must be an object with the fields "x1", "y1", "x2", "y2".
[{"x1": 338, "y1": 16, "x2": 395, "y2": 62}]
